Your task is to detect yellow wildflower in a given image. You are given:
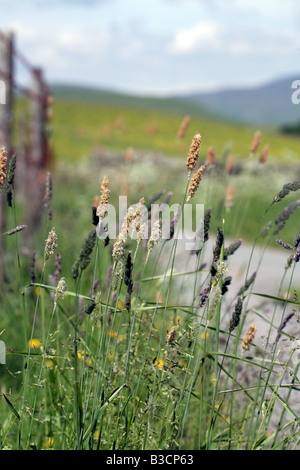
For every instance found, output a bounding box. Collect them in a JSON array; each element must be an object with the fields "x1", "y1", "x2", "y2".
[
  {"x1": 107, "y1": 329, "x2": 117, "y2": 338},
  {"x1": 77, "y1": 349, "x2": 88, "y2": 360},
  {"x1": 153, "y1": 358, "x2": 164, "y2": 369},
  {"x1": 43, "y1": 437, "x2": 54, "y2": 448},
  {"x1": 35, "y1": 287, "x2": 42, "y2": 296},
  {"x1": 45, "y1": 359, "x2": 54, "y2": 369},
  {"x1": 108, "y1": 351, "x2": 114, "y2": 361},
  {"x1": 28, "y1": 338, "x2": 41, "y2": 349}
]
